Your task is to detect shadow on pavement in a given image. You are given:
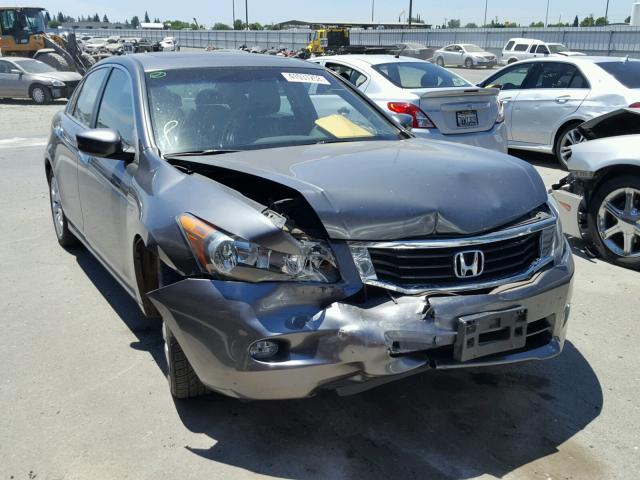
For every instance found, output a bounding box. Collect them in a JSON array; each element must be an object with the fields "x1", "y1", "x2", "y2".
[
  {"x1": 0, "y1": 98, "x2": 67, "y2": 105},
  {"x1": 70, "y1": 219, "x2": 603, "y2": 480}
]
